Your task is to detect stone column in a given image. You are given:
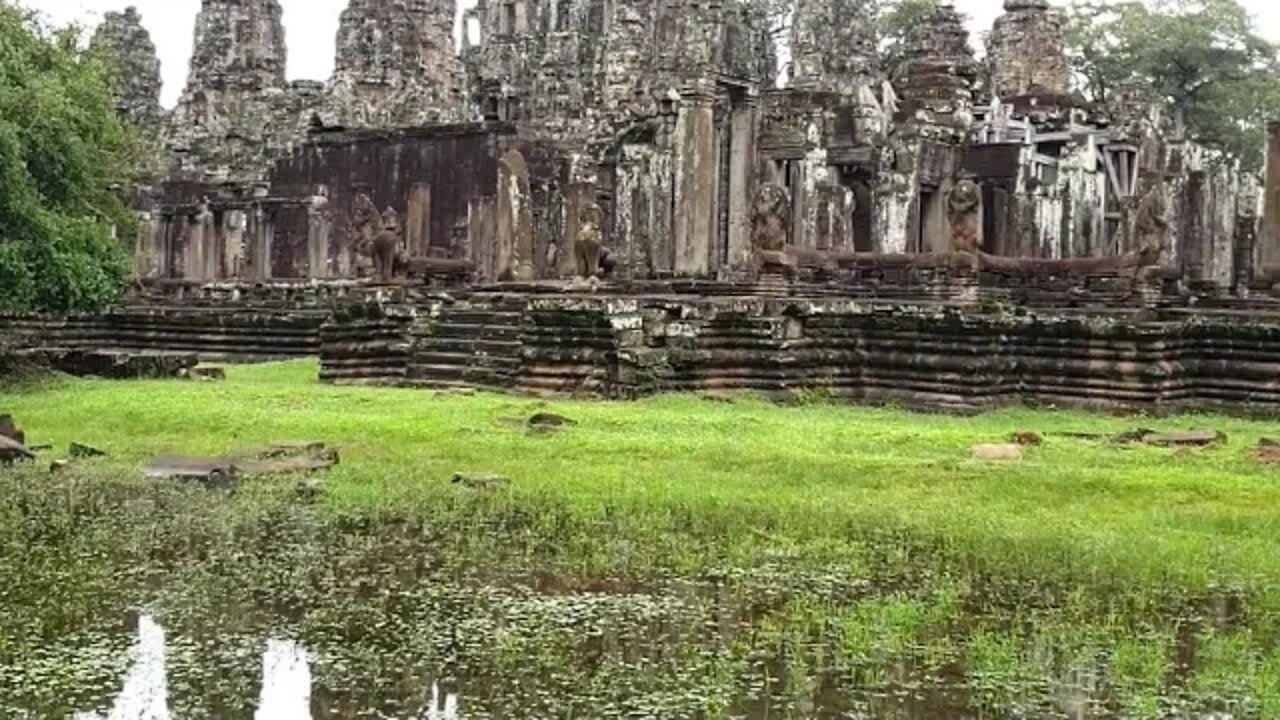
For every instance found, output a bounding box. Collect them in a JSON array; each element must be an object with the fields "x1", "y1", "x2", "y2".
[
  {"x1": 1262, "y1": 121, "x2": 1280, "y2": 274},
  {"x1": 307, "y1": 187, "x2": 333, "y2": 279},
  {"x1": 247, "y1": 199, "x2": 274, "y2": 281},
  {"x1": 726, "y1": 96, "x2": 758, "y2": 273},
  {"x1": 406, "y1": 183, "x2": 432, "y2": 259},
  {"x1": 497, "y1": 150, "x2": 534, "y2": 281},
  {"x1": 673, "y1": 83, "x2": 716, "y2": 277}
]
